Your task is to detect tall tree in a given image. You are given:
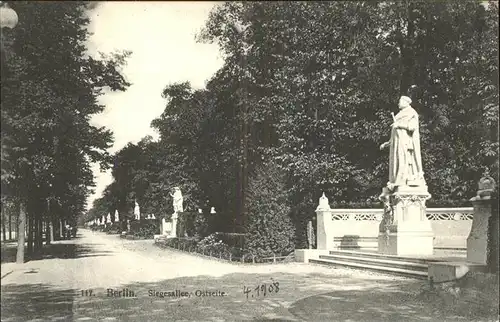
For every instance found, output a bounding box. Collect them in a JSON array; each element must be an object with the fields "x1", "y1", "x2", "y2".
[
  {"x1": 1, "y1": 1, "x2": 131, "y2": 261},
  {"x1": 199, "y1": 1, "x2": 499, "y2": 246}
]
